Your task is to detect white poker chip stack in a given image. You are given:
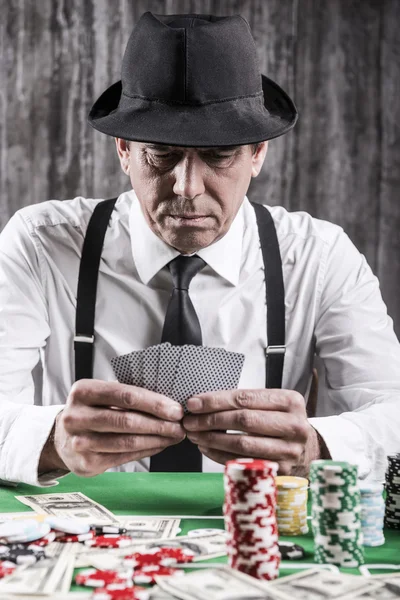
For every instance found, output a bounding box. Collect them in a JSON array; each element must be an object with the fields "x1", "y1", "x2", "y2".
[
  {"x1": 359, "y1": 483, "x2": 385, "y2": 547},
  {"x1": 223, "y1": 458, "x2": 280, "y2": 581}
]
